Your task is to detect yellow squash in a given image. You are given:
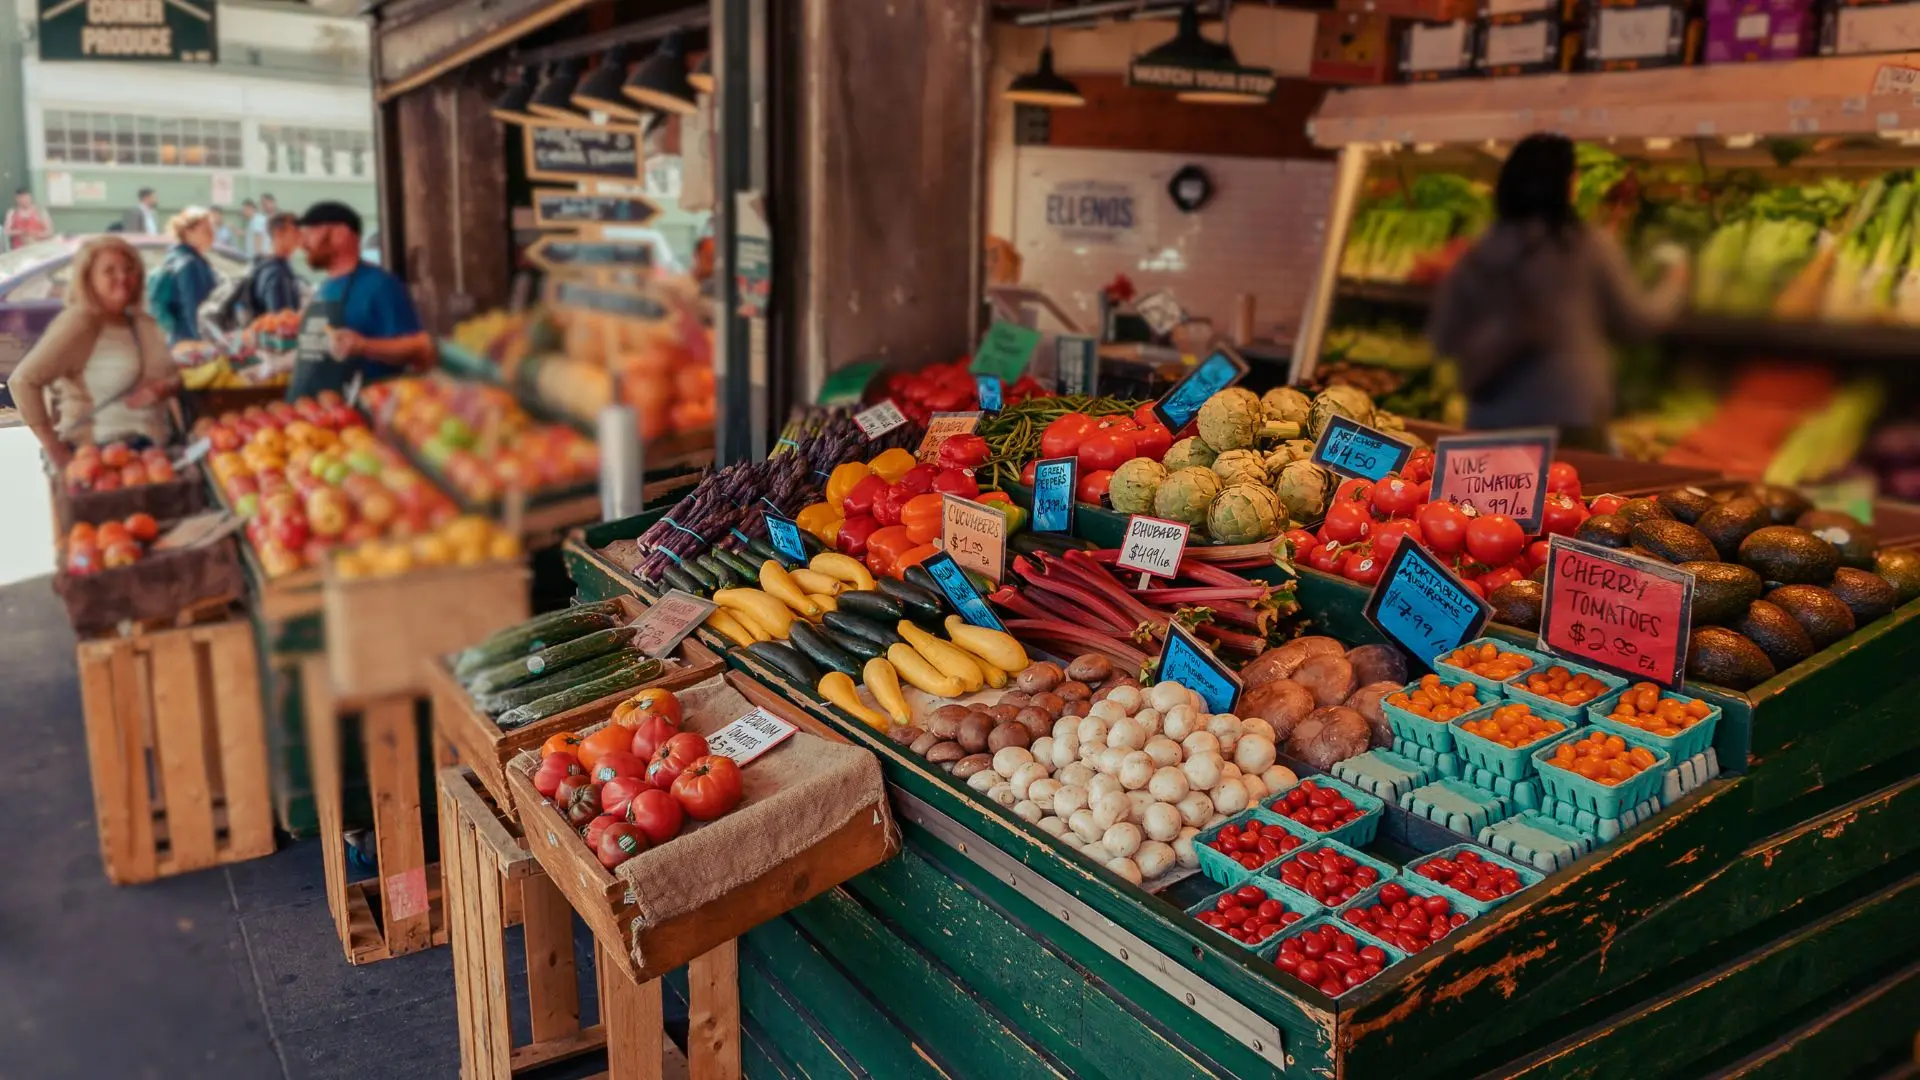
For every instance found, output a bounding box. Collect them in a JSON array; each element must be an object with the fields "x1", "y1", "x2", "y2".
[
  {"x1": 757, "y1": 560, "x2": 822, "y2": 617},
  {"x1": 897, "y1": 621, "x2": 984, "y2": 693},
  {"x1": 887, "y1": 643, "x2": 964, "y2": 698},
  {"x1": 807, "y1": 592, "x2": 838, "y2": 614},
  {"x1": 789, "y1": 568, "x2": 843, "y2": 596},
  {"x1": 942, "y1": 617, "x2": 1030, "y2": 672},
  {"x1": 810, "y1": 551, "x2": 876, "y2": 592},
  {"x1": 818, "y1": 671, "x2": 891, "y2": 731},
  {"x1": 703, "y1": 608, "x2": 760, "y2": 647},
  {"x1": 713, "y1": 588, "x2": 793, "y2": 638},
  {"x1": 862, "y1": 657, "x2": 911, "y2": 725}
]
